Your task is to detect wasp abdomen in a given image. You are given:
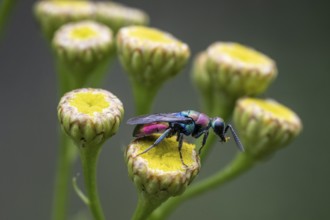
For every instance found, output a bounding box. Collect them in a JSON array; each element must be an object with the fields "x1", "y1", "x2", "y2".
[{"x1": 133, "y1": 123, "x2": 169, "y2": 137}]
